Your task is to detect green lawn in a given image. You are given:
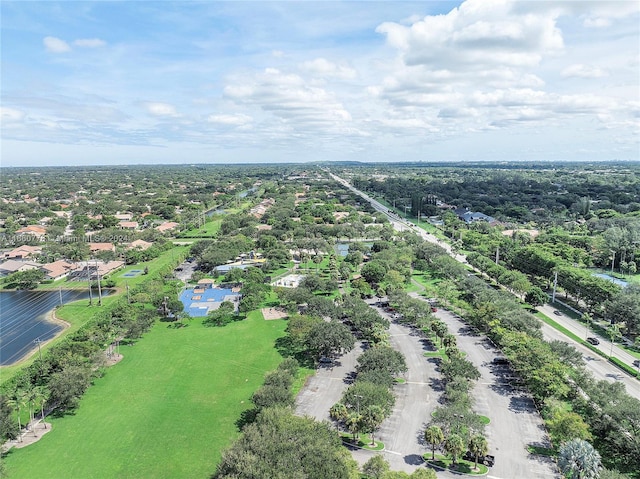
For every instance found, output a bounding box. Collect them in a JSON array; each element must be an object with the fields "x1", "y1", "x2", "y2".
[
  {"x1": 178, "y1": 218, "x2": 222, "y2": 238},
  {"x1": 3, "y1": 311, "x2": 288, "y2": 478}
]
